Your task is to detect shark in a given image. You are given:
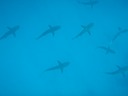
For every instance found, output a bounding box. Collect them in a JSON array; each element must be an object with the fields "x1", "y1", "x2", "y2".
[
  {"x1": 36, "y1": 25, "x2": 61, "y2": 40},
  {"x1": 78, "y1": 0, "x2": 99, "y2": 8},
  {"x1": 106, "y1": 65, "x2": 128, "y2": 77},
  {"x1": 98, "y1": 45, "x2": 116, "y2": 54},
  {"x1": 72, "y1": 23, "x2": 94, "y2": 40},
  {"x1": 112, "y1": 27, "x2": 128, "y2": 42},
  {"x1": 44, "y1": 61, "x2": 70, "y2": 73},
  {"x1": 0, "y1": 25, "x2": 20, "y2": 40}
]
